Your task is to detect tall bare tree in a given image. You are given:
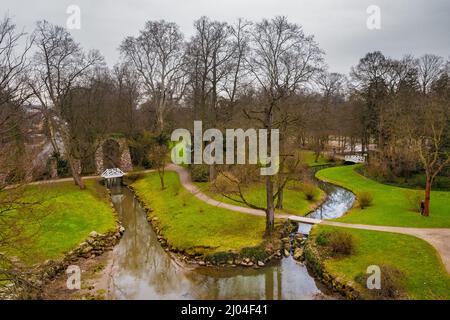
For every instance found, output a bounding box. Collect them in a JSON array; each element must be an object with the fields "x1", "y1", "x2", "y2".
[
  {"x1": 112, "y1": 62, "x2": 140, "y2": 135},
  {"x1": 222, "y1": 18, "x2": 251, "y2": 117},
  {"x1": 0, "y1": 15, "x2": 45, "y2": 298},
  {"x1": 186, "y1": 17, "x2": 239, "y2": 180},
  {"x1": 0, "y1": 15, "x2": 33, "y2": 185},
  {"x1": 408, "y1": 97, "x2": 450, "y2": 217},
  {"x1": 30, "y1": 20, "x2": 103, "y2": 189},
  {"x1": 417, "y1": 54, "x2": 444, "y2": 95},
  {"x1": 121, "y1": 20, "x2": 186, "y2": 133},
  {"x1": 245, "y1": 16, "x2": 324, "y2": 234}
]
